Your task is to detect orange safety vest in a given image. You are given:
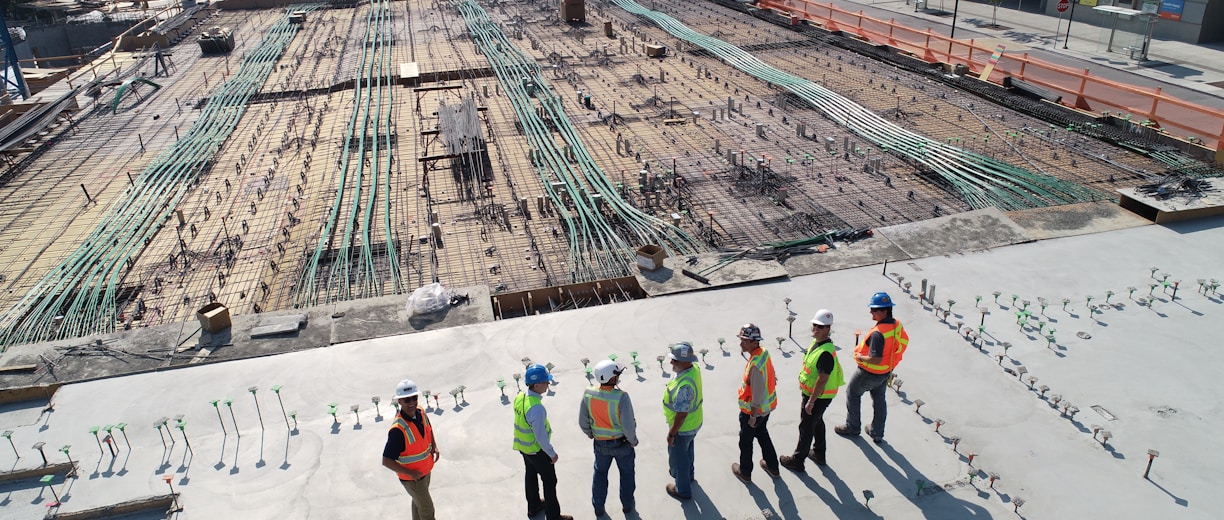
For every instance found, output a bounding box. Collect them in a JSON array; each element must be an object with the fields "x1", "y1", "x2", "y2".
[
  {"x1": 584, "y1": 387, "x2": 625, "y2": 440},
  {"x1": 854, "y1": 321, "x2": 909, "y2": 374},
  {"x1": 737, "y1": 347, "x2": 777, "y2": 414},
  {"x1": 390, "y1": 408, "x2": 435, "y2": 480}
]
